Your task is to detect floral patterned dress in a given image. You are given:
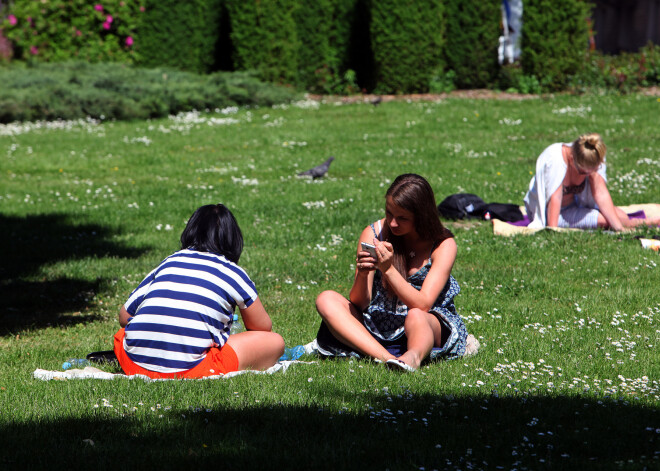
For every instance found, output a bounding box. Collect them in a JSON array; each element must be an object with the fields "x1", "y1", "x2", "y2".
[
  {"x1": 315, "y1": 222, "x2": 469, "y2": 361},
  {"x1": 363, "y1": 260, "x2": 467, "y2": 360}
]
